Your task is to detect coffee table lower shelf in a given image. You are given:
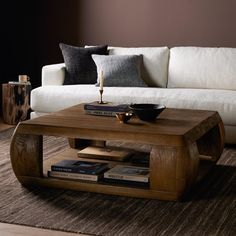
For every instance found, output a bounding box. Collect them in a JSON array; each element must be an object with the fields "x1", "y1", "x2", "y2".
[
  {"x1": 18, "y1": 175, "x2": 180, "y2": 201},
  {"x1": 14, "y1": 148, "x2": 215, "y2": 201}
]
